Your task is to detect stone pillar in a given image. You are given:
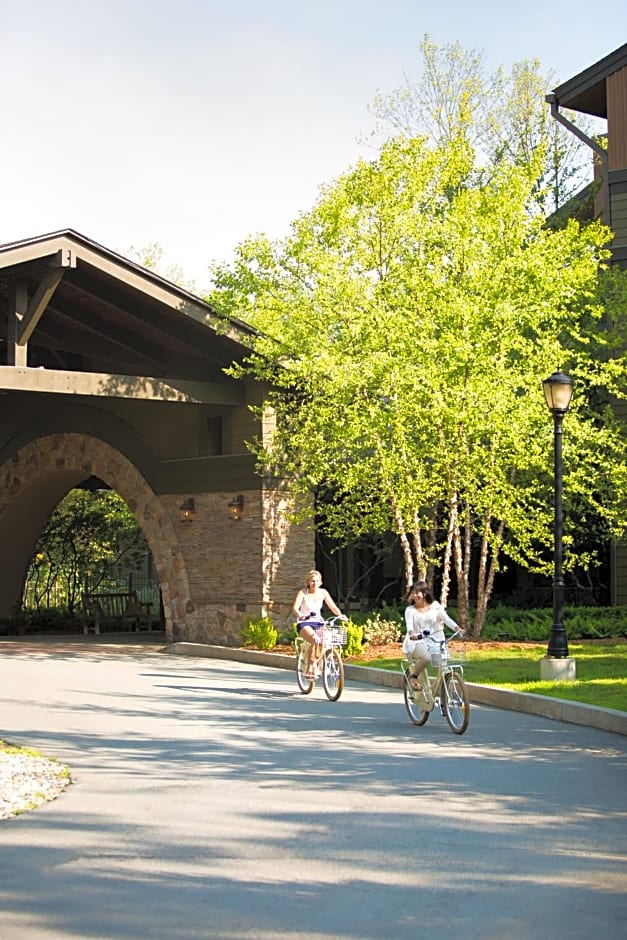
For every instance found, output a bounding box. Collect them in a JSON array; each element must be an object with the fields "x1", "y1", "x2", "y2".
[
  {"x1": 162, "y1": 485, "x2": 314, "y2": 646},
  {"x1": 261, "y1": 483, "x2": 315, "y2": 629}
]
